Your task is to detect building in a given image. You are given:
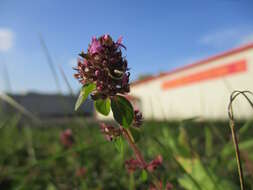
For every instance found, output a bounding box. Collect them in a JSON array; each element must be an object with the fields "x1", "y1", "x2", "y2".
[
  {"x1": 129, "y1": 43, "x2": 253, "y2": 120},
  {"x1": 1, "y1": 93, "x2": 93, "y2": 118}
]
